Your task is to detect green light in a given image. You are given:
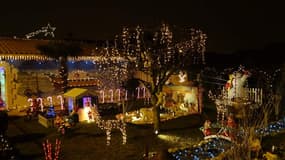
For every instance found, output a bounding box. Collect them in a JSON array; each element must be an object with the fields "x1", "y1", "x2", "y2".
[{"x1": 0, "y1": 68, "x2": 5, "y2": 106}]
